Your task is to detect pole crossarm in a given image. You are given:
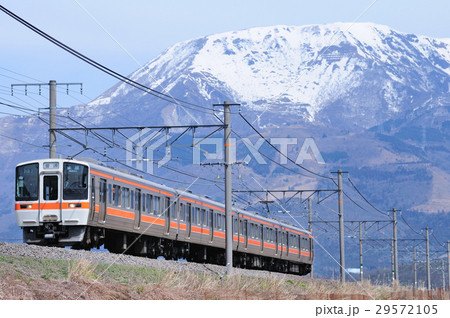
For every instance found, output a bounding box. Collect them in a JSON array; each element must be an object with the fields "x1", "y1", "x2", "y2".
[
  {"x1": 52, "y1": 124, "x2": 226, "y2": 132},
  {"x1": 11, "y1": 82, "x2": 83, "y2": 96},
  {"x1": 232, "y1": 189, "x2": 337, "y2": 204}
]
